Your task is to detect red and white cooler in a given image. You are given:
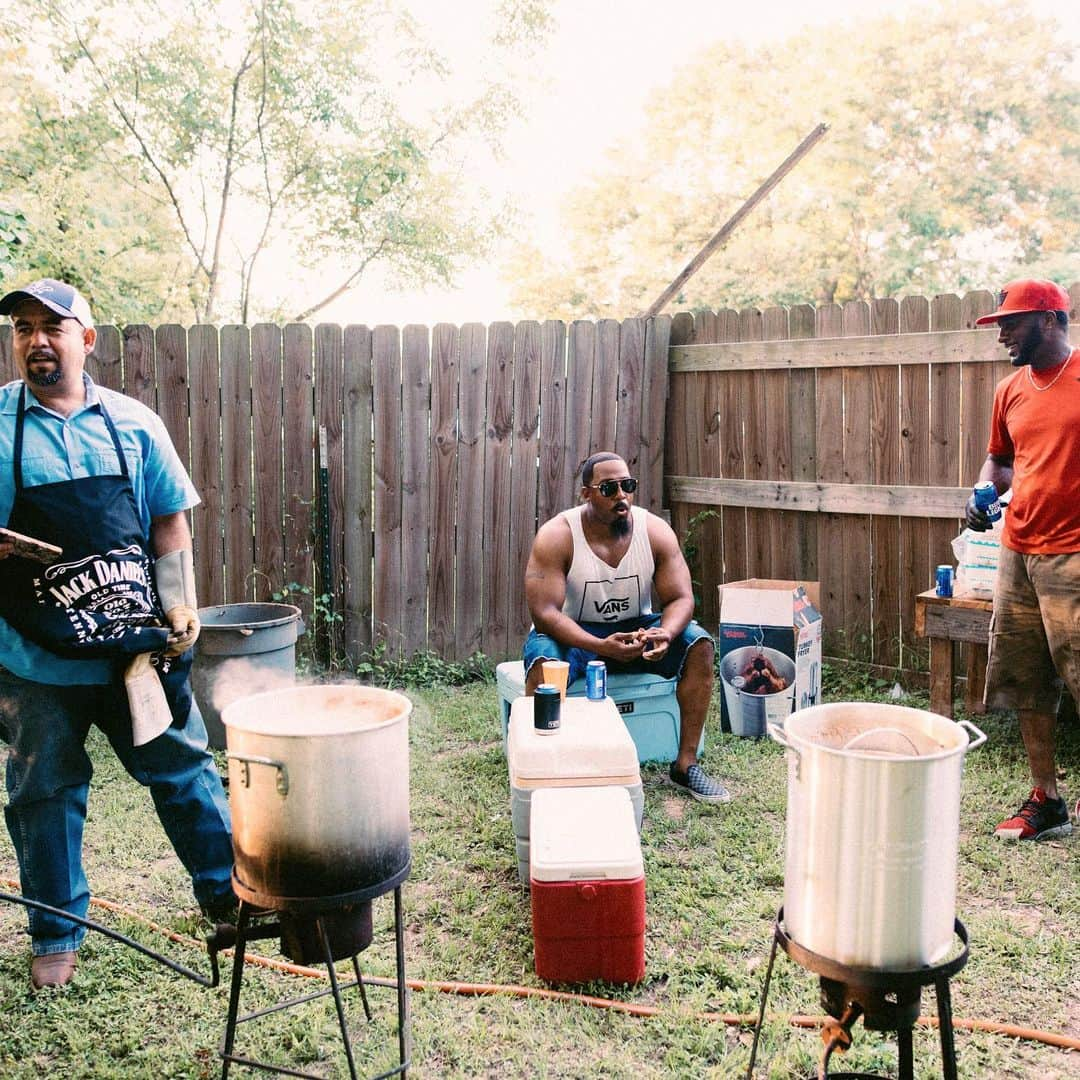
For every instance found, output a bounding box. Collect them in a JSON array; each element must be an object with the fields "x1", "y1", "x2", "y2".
[{"x1": 529, "y1": 785, "x2": 645, "y2": 985}]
